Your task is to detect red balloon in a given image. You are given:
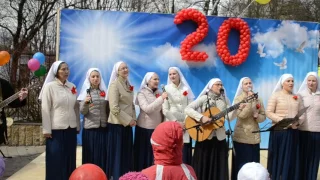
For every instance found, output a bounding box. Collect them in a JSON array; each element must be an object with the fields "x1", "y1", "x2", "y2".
[
  {"x1": 175, "y1": 8, "x2": 209, "y2": 62},
  {"x1": 69, "y1": 164, "x2": 107, "y2": 180}
]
